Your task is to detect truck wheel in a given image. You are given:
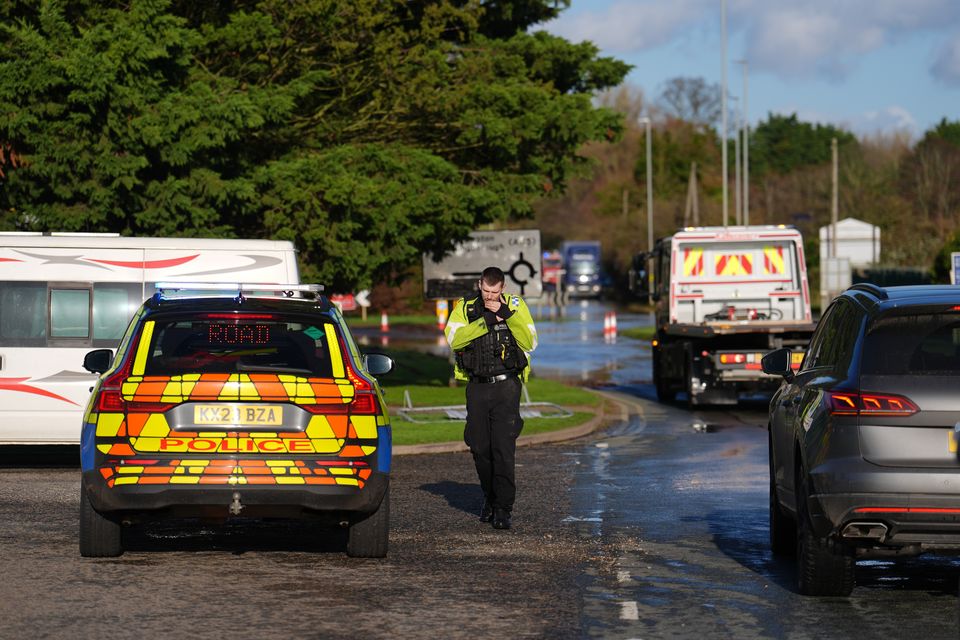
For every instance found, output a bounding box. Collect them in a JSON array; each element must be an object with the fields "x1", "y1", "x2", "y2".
[
  {"x1": 683, "y1": 357, "x2": 698, "y2": 409},
  {"x1": 769, "y1": 435, "x2": 796, "y2": 556},
  {"x1": 347, "y1": 485, "x2": 390, "y2": 558},
  {"x1": 79, "y1": 484, "x2": 123, "y2": 557},
  {"x1": 653, "y1": 351, "x2": 675, "y2": 403},
  {"x1": 795, "y1": 464, "x2": 854, "y2": 596}
]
